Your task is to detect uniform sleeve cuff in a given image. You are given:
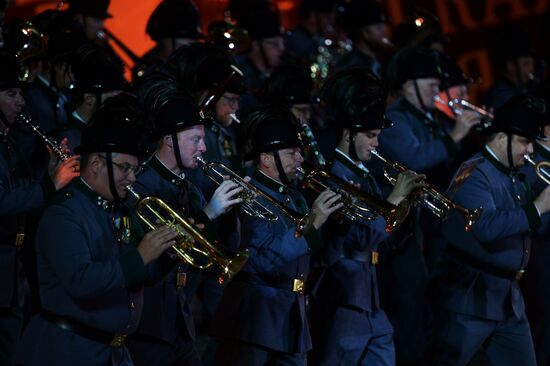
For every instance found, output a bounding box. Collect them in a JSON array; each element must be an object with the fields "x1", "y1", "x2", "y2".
[
  {"x1": 41, "y1": 176, "x2": 57, "y2": 203},
  {"x1": 305, "y1": 228, "x2": 323, "y2": 254},
  {"x1": 522, "y1": 202, "x2": 542, "y2": 231},
  {"x1": 441, "y1": 134, "x2": 459, "y2": 158},
  {"x1": 118, "y1": 247, "x2": 147, "y2": 288}
]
